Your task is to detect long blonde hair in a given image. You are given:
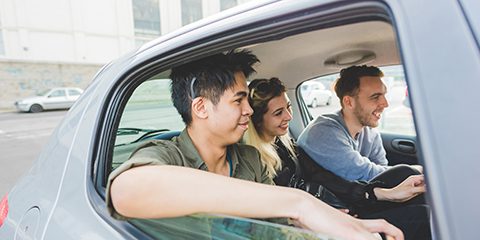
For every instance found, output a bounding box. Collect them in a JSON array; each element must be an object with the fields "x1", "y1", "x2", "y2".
[{"x1": 244, "y1": 78, "x2": 296, "y2": 178}]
